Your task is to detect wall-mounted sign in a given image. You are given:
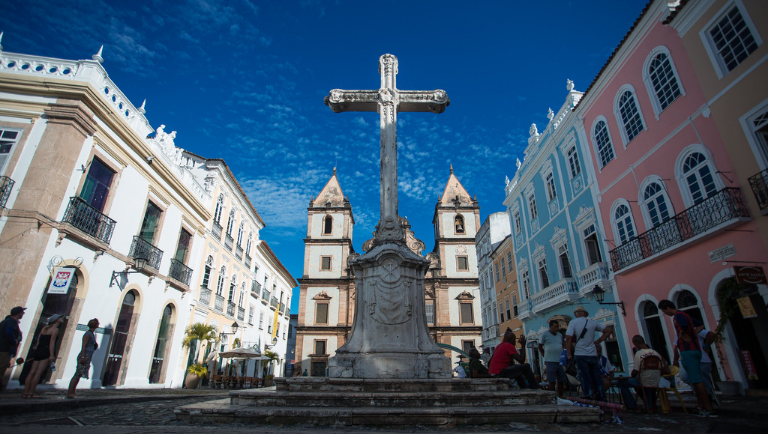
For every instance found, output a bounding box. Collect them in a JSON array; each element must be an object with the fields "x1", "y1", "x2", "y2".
[
  {"x1": 708, "y1": 244, "x2": 736, "y2": 263},
  {"x1": 734, "y1": 266, "x2": 767, "y2": 285},
  {"x1": 741, "y1": 350, "x2": 759, "y2": 380},
  {"x1": 737, "y1": 296, "x2": 758, "y2": 319},
  {"x1": 47, "y1": 267, "x2": 76, "y2": 294}
]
